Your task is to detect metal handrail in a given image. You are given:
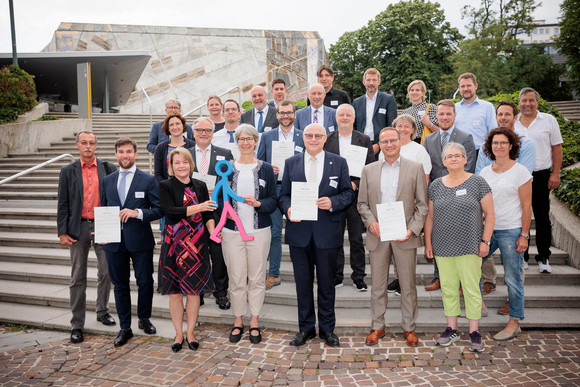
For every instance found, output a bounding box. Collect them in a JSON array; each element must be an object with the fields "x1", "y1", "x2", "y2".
[
  {"x1": 0, "y1": 153, "x2": 76, "y2": 185},
  {"x1": 183, "y1": 86, "x2": 242, "y2": 118},
  {"x1": 141, "y1": 87, "x2": 154, "y2": 174}
]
